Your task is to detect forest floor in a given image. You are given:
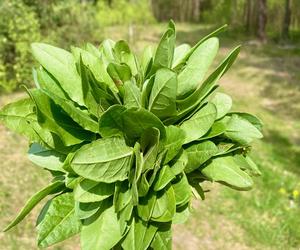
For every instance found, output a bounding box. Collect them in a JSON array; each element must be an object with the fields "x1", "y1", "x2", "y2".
[{"x1": 0, "y1": 23, "x2": 300, "y2": 250}]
